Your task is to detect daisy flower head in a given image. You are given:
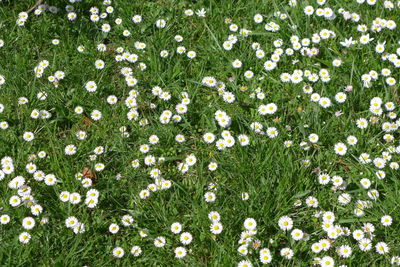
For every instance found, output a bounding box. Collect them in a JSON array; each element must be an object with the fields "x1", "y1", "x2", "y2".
[
  {"x1": 155, "y1": 19, "x2": 166, "y2": 28},
  {"x1": 65, "y1": 144, "x2": 77, "y2": 155},
  {"x1": 1, "y1": 214, "x2": 11, "y2": 224},
  {"x1": 244, "y1": 218, "x2": 257, "y2": 230},
  {"x1": 112, "y1": 247, "x2": 124, "y2": 258},
  {"x1": 208, "y1": 211, "x2": 220, "y2": 222},
  {"x1": 334, "y1": 142, "x2": 347, "y2": 155},
  {"x1": 23, "y1": 132, "x2": 35, "y2": 142},
  {"x1": 278, "y1": 216, "x2": 293, "y2": 231},
  {"x1": 210, "y1": 222, "x2": 223, "y2": 234},
  {"x1": 131, "y1": 246, "x2": 142, "y2": 256},
  {"x1": 22, "y1": 217, "x2": 35, "y2": 230},
  {"x1": 174, "y1": 246, "x2": 187, "y2": 258},
  {"x1": 381, "y1": 215, "x2": 392, "y2": 226},
  {"x1": 376, "y1": 242, "x2": 389, "y2": 254},
  {"x1": 109, "y1": 223, "x2": 120, "y2": 234},
  {"x1": 171, "y1": 222, "x2": 182, "y2": 234},
  {"x1": 154, "y1": 236, "x2": 166, "y2": 247},
  {"x1": 180, "y1": 232, "x2": 193, "y2": 245},
  {"x1": 65, "y1": 216, "x2": 79, "y2": 228},
  {"x1": 204, "y1": 192, "x2": 216, "y2": 202},
  {"x1": 19, "y1": 232, "x2": 31, "y2": 244},
  {"x1": 280, "y1": 247, "x2": 294, "y2": 259}
]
